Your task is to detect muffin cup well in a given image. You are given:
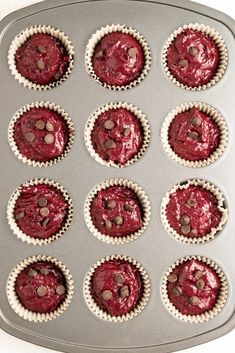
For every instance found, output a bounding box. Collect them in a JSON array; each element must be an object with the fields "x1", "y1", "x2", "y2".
[
  {"x1": 8, "y1": 101, "x2": 75, "y2": 167},
  {"x1": 162, "y1": 23, "x2": 228, "y2": 91},
  {"x1": 6, "y1": 255, "x2": 74, "y2": 322},
  {"x1": 85, "y1": 24, "x2": 151, "y2": 91},
  {"x1": 161, "y1": 102, "x2": 228, "y2": 168},
  {"x1": 84, "y1": 101, "x2": 151, "y2": 168},
  {"x1": 160, "y1": 179, "x2": 228, "y2": 245},
  {"x1": 161, "y1": 255, "x2": 228, "y2": 323},
  {"x1": 84, "y1": 254, "x2": 150, "y2": 322},
  {"x1": 84, "y1": 178, "x2": 151, "y2": 245},
  {"x1": 7, "y1": 178, "x2": 73, "y2": 246},
  {"x1": 8, "y1": 25, "x2": 75, "y2": 91}
]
